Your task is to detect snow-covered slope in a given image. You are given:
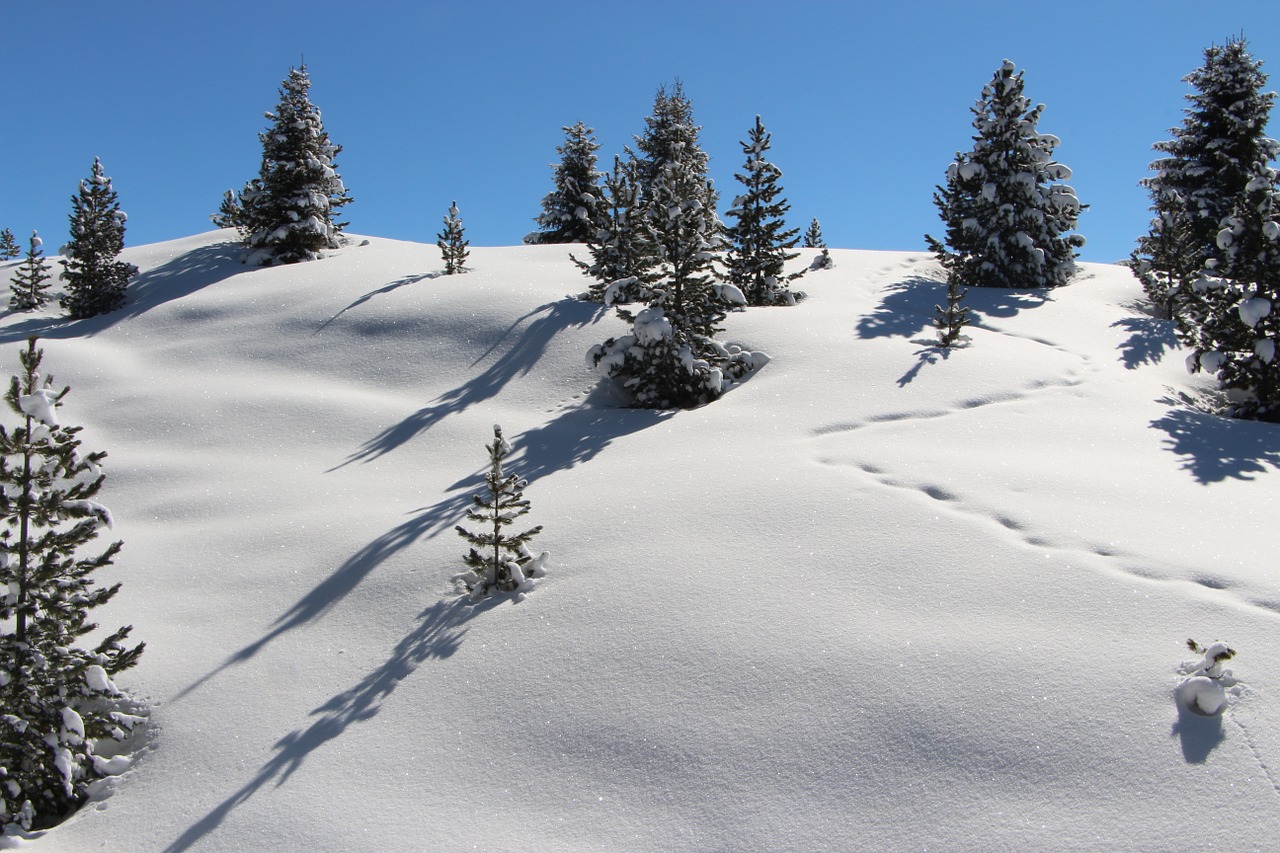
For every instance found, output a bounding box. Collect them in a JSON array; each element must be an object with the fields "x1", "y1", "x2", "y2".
[{"x1": 4, "y1": 231, "x2": 1279, "y2": 851}]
